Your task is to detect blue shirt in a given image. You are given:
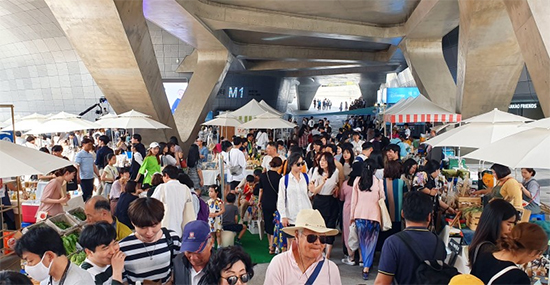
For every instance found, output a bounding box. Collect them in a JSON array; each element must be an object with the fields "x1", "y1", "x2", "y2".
[
  {"x1": 199, "y1": 146, "x2": 208, "y2": 163},
  {"x1": 378, "y1": 227, "x2": 446, "y2": 285},
  {"x1": 75, "y1": 150, "x2": 95, "y2": 179}
]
